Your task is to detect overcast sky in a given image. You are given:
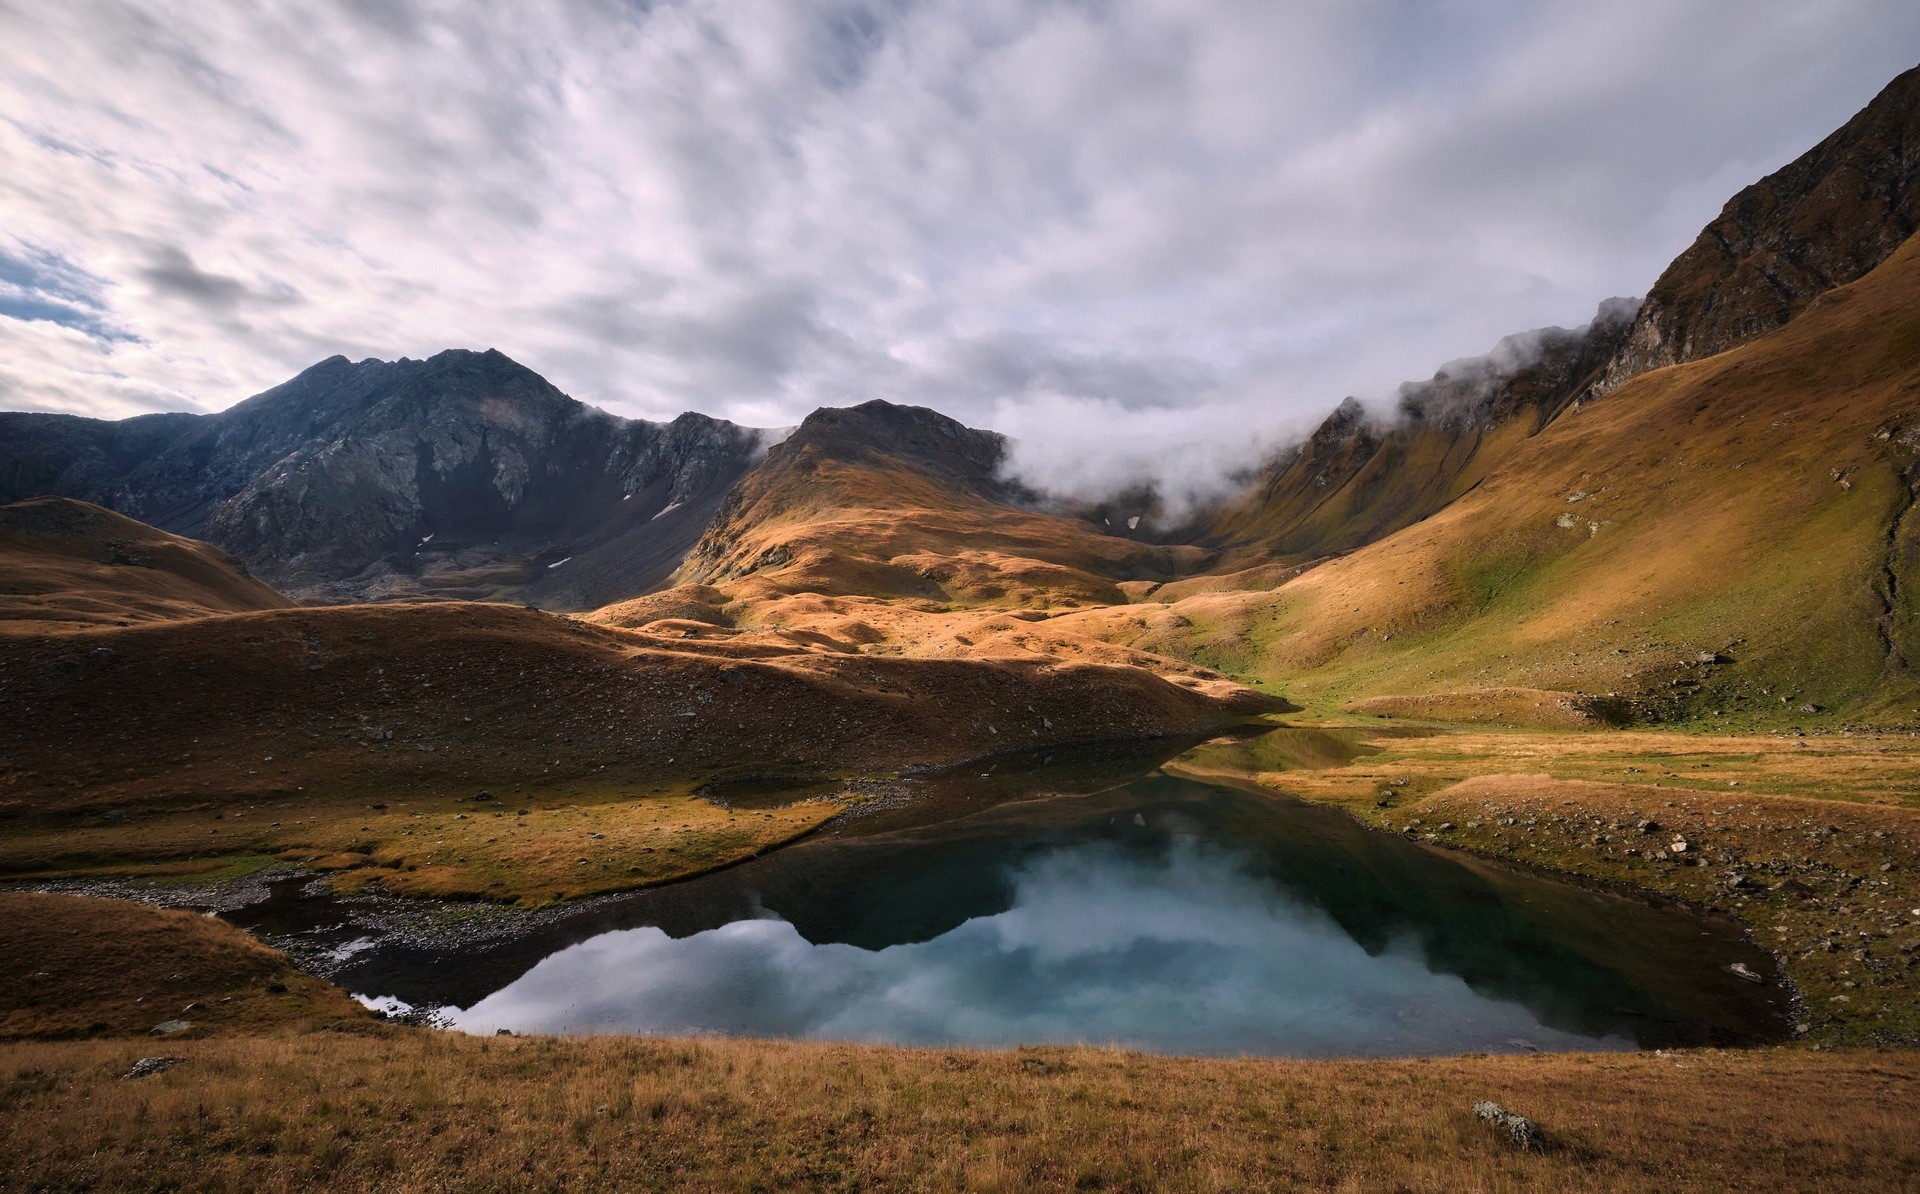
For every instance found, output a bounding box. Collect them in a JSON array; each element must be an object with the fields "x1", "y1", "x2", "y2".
[{"x1": 2, "y1": 2, "x2": 1916, "y2": 499}]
